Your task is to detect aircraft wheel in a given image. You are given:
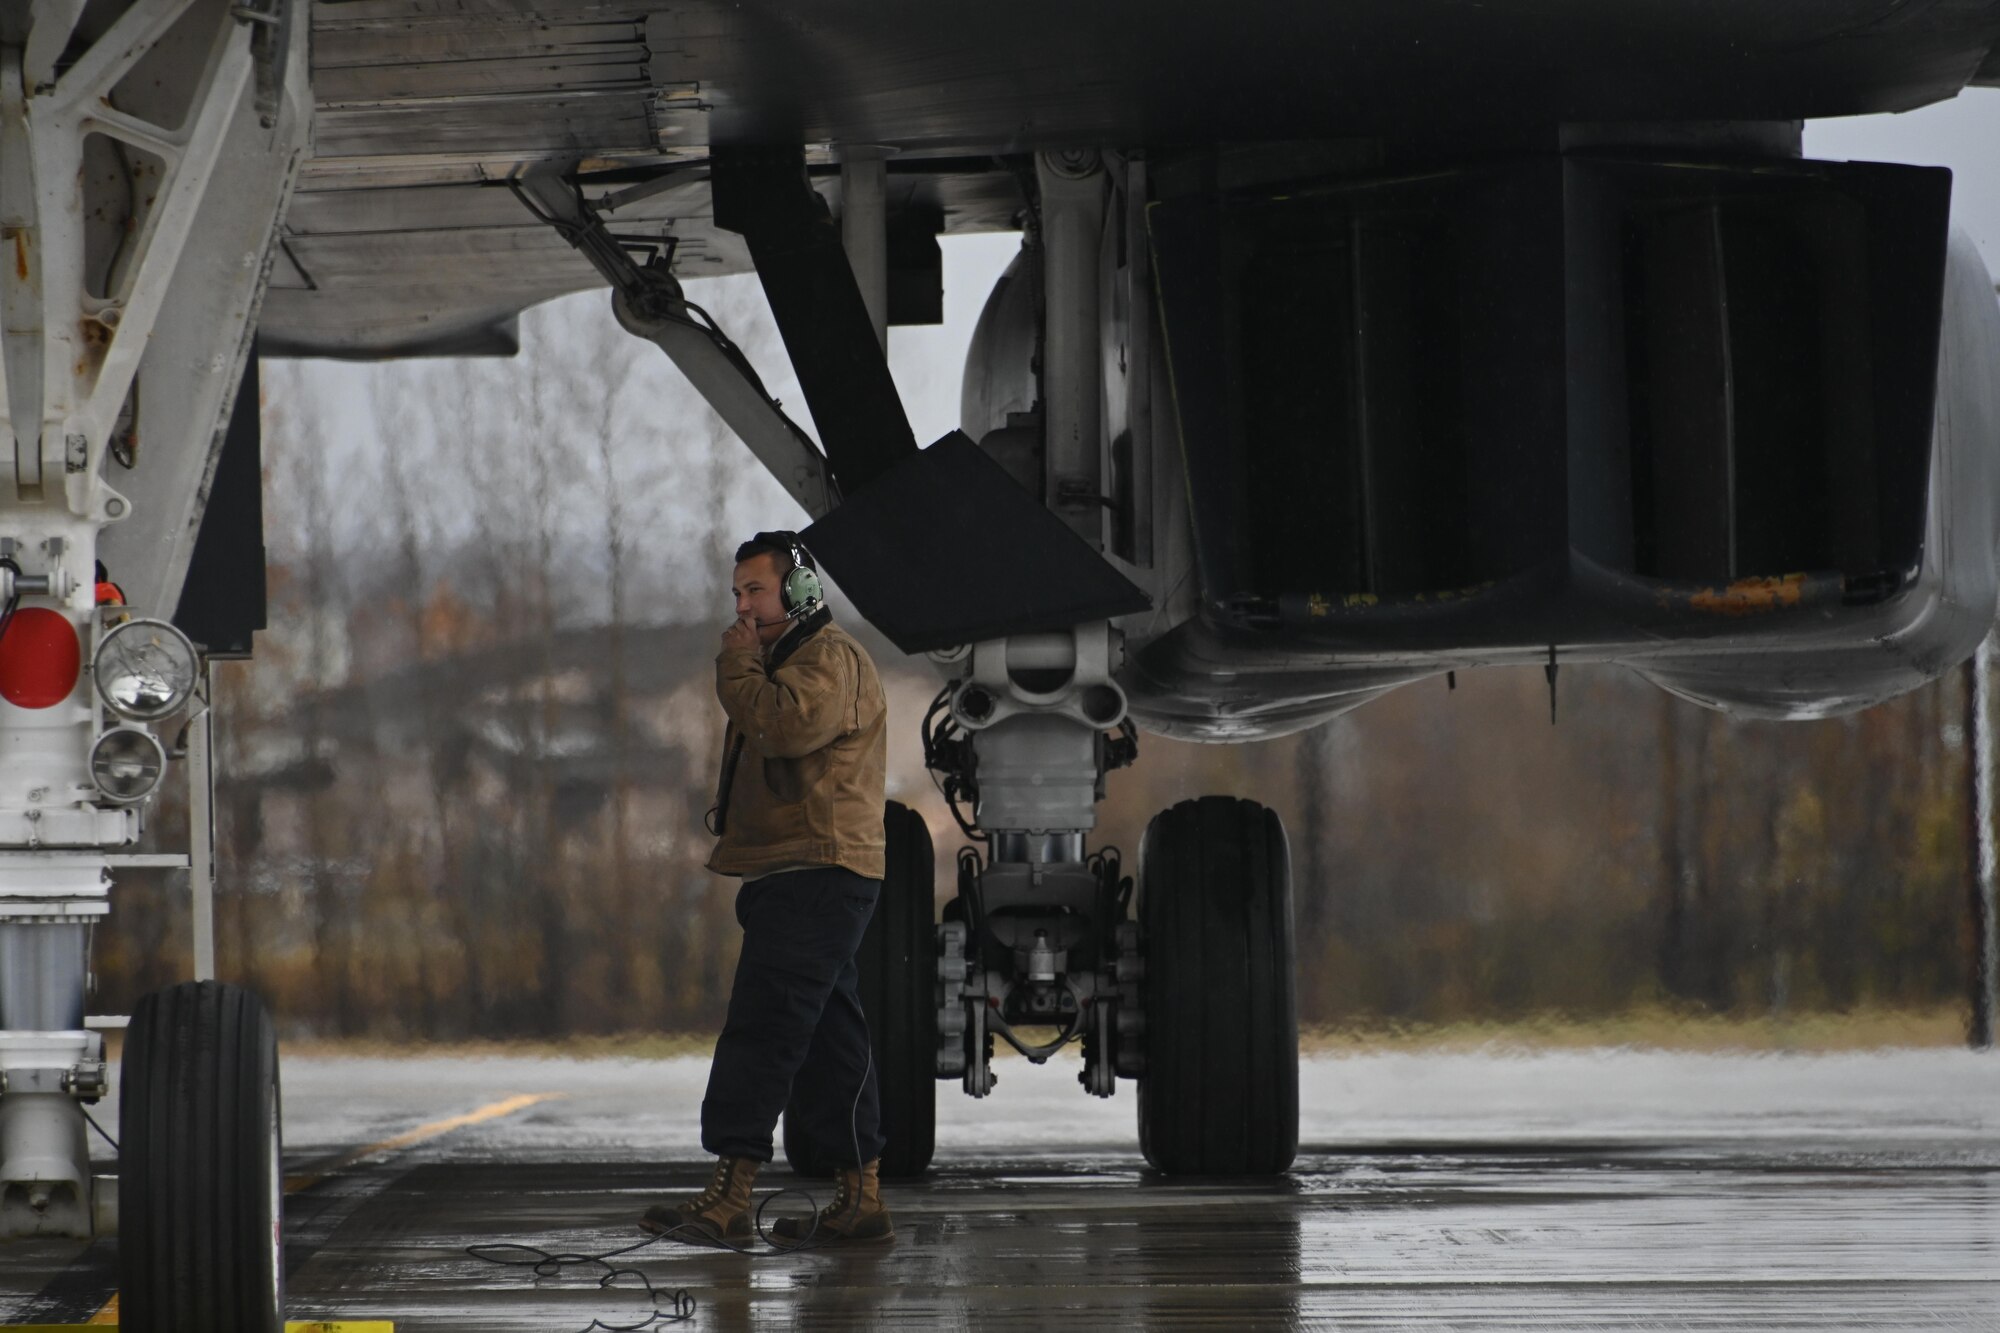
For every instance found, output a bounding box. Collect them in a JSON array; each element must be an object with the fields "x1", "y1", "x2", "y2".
[
  {"x1": 784, "y1": 800, "x2": 937, "y2": 1179},
  {"x1": 119, "y1": 980, "x2": 283, "y2": 1333},
  {"x1": 1137, "y1": 796, "x2": 1299, "y2": 1175}
]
